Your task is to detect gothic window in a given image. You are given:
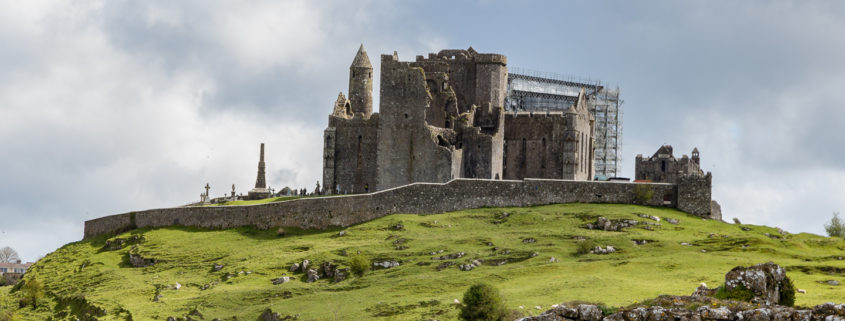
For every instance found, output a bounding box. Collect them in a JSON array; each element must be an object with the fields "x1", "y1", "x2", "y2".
[{"x1": 661, "y1": 160, "x2": 666, "y2": 172}]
